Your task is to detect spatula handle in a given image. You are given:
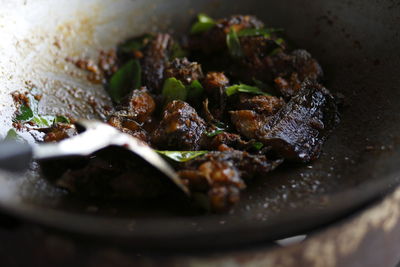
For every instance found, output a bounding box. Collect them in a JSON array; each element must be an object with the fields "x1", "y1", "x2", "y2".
[{"x1": 0, "y1": 142, "x2": 33, "y2": 172}]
